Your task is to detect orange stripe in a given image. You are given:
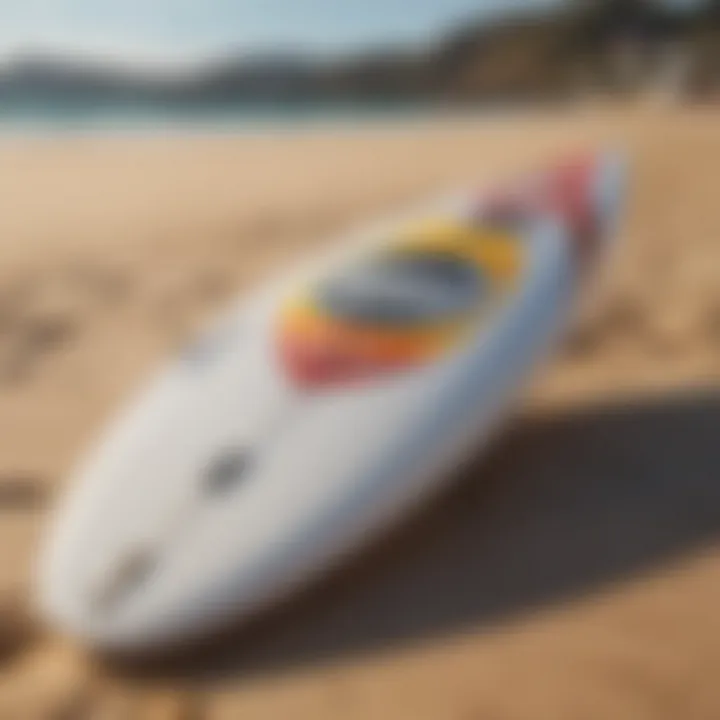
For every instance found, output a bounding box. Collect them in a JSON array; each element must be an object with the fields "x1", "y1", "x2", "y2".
[{"x1": 277, "y1": 220, "x2": 525, "y2": 385}]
